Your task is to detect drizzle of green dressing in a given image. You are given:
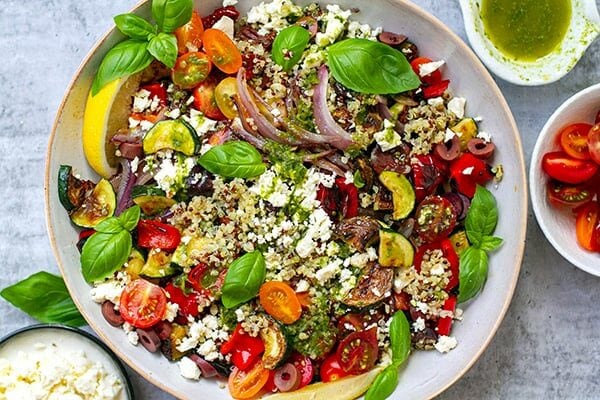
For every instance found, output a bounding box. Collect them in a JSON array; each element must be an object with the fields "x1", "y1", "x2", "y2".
[{"x1": 481, "y1": 0, "x2": 572, "y2": 61}]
